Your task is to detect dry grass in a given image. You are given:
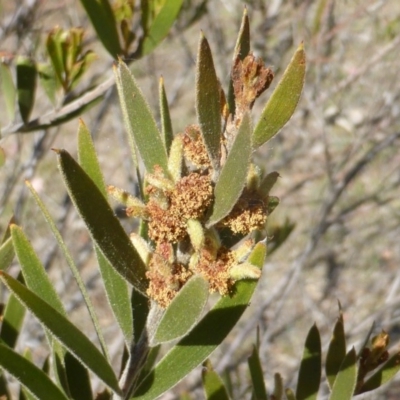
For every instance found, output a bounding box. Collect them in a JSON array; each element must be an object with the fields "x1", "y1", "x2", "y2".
[{"x1": 1, "y1": 0, "x2": 400, "y2": 398}]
